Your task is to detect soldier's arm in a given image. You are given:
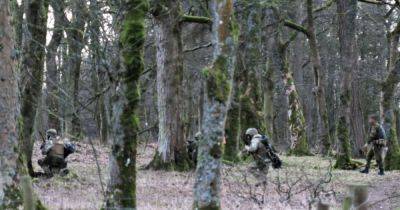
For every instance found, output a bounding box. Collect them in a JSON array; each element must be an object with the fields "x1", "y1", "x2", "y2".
[{"x1": 247, "y1": 138, "x2": 260, "y2": 152}]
